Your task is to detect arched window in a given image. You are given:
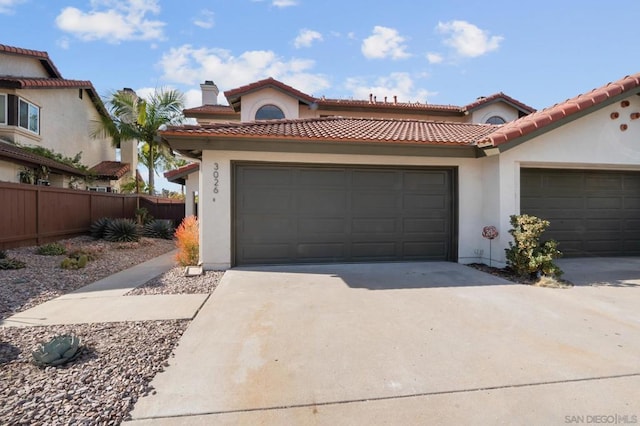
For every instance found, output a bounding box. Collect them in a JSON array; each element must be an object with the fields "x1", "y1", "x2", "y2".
[
  {"x1": 255, "y1": 104, "x2": 285, "y2": 120},
  {"x1": 485, "y1": 115, "x2": 506, "y2": 125}
]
